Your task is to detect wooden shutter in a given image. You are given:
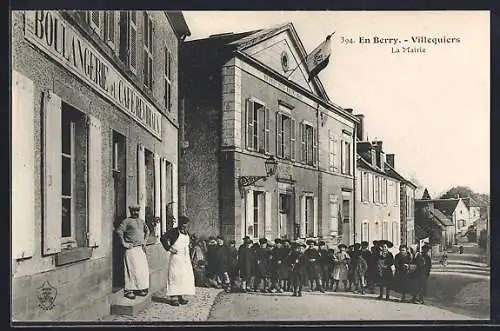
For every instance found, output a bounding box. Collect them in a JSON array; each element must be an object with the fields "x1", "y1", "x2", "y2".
[
  {"x1": 119, "y1": 12, "x2": 129, "y2": 62},
  {"x1": 338, "y1": 199, "x2": 343, "y2": 236},
  {"x1": 153, "y1": 153, "x2": 161, "y2": 237},
  {"x1": 160, "y1": 158, "x2": 167, "y2": 234},
  {"x1": 246, "y1": 100, "x2": 254, "y2": 150},
  {"x1": 328, "y1": 130, "x2": 333, "y2": 171},
  {"x1": 313, "y1": 196, "x2": 318, "y2": 237},
  {"x1": 348, "y1": 141, "x2": 353, "y2": 175},
  {"x1": 265, "y1": 107, "x2": 270, "y2": 154},
  {"x1": 43, "y1": 91, "x2": 62, "y2": 255},
  {"x1": 12, "y1": 71, "x2": 36, "y2": 259},
  {"x1": 137, "y1": 144, "x2": 146, "y2": 220},
  {"x1": 91, "y1": 11, "x2": 100, "y2": 27},
  {"x1": 290, "y1": 118, "x2": 296, "y2": 161},
  {"x1": 333, "y1": 135, "x2": 338, "y2": 172},
  {"x1": 129, "y1": 12, "x2": 137, "y2": 71},
  {"x1": 105, "y1": 11, "x2": 115, "y2": 44},
  {"x1": 300, "y1": 123, "x2": 306, "y2": 163},
  {"x1": 300, "y1": 195, "x2": 306, "y2": 238},
  {"x1": 87, "y1": 114, "x2": 102, "y2": 248},
  {"x1": 246, "y1": 190, "x2": 254, "y2": 238},
  {"x1": 276, "y1": 112, "x2": 282, "y2": 157},
  {"x1": 171, "y1": 162, "x2": 178, "y2": 228},
  {"x1": 265, "y1": 191, "x2": 272, "y2": 238},
  {"x1": 312, "y1": 127, "x2": 317, "y2": 166}
]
